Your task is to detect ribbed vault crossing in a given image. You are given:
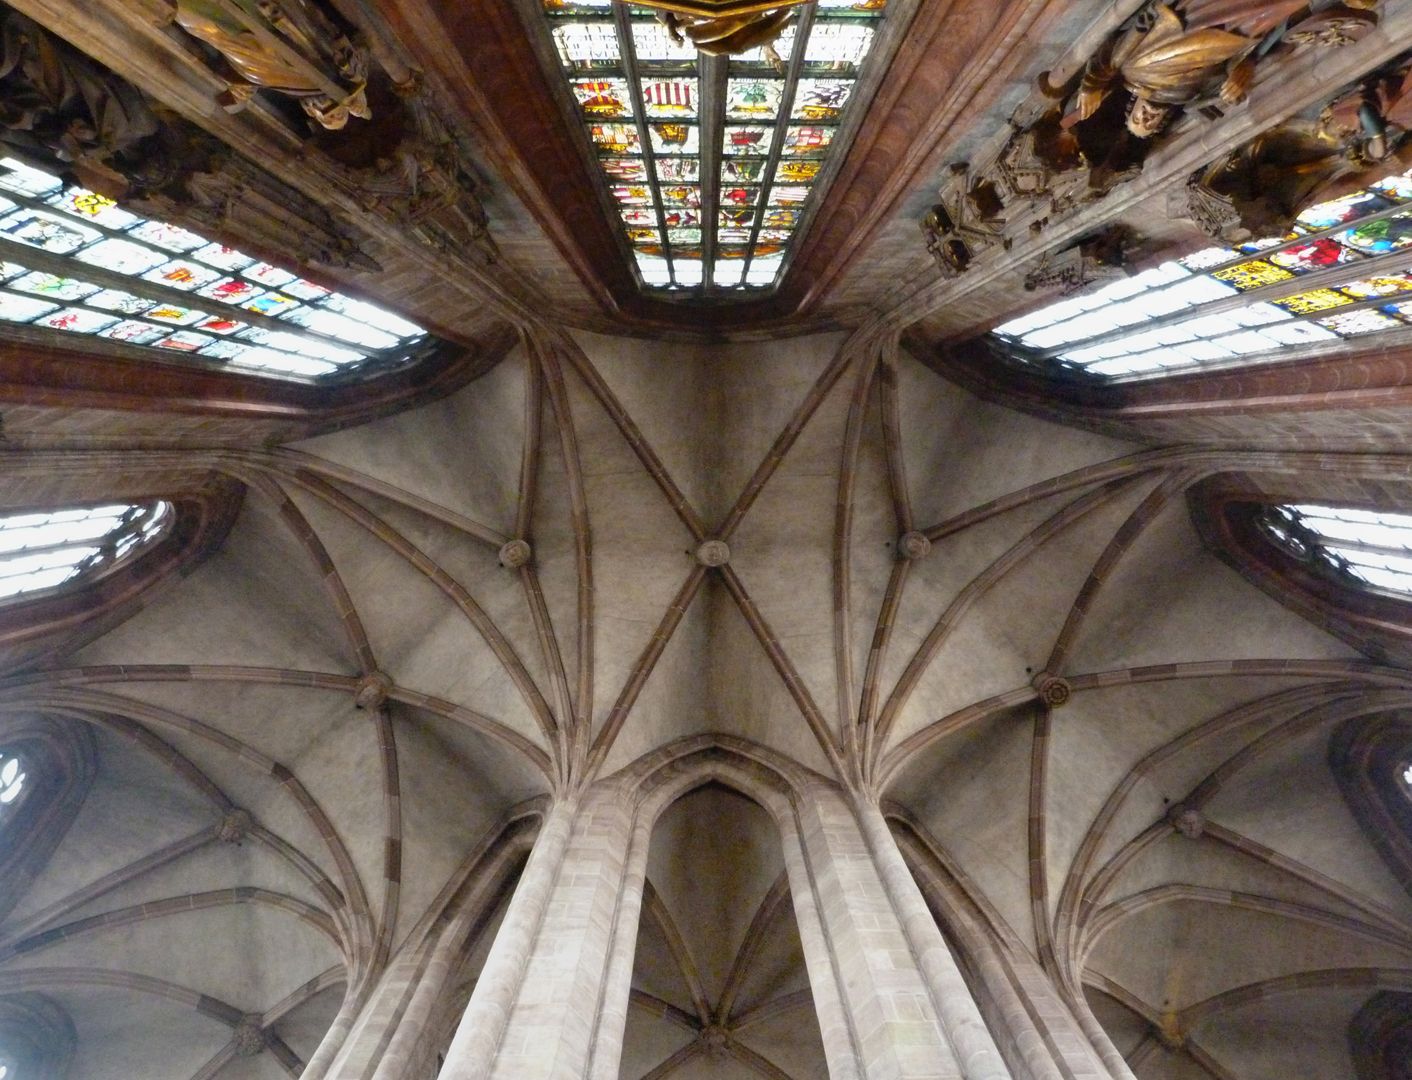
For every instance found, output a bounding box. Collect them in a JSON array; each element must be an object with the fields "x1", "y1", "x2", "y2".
[{"x1": 0, "y1": 326, "x2": 1405, "y2": 1077}]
